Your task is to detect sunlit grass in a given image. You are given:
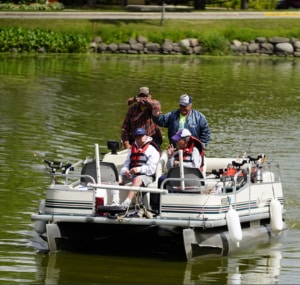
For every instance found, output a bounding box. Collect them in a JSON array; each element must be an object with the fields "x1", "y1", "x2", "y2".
[{"x1": 1, "y1": 18, "x2": 300, "y2": 51}]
